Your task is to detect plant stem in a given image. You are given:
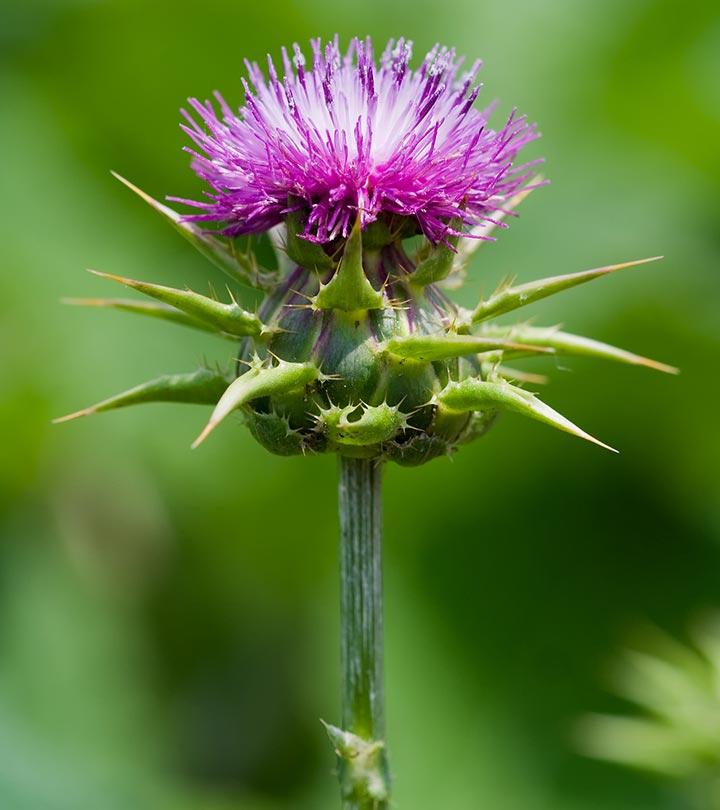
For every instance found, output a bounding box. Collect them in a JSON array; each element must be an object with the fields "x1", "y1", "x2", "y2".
[{"x1": 337, "y1": 456, "x2": 389, "y2": 809}]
